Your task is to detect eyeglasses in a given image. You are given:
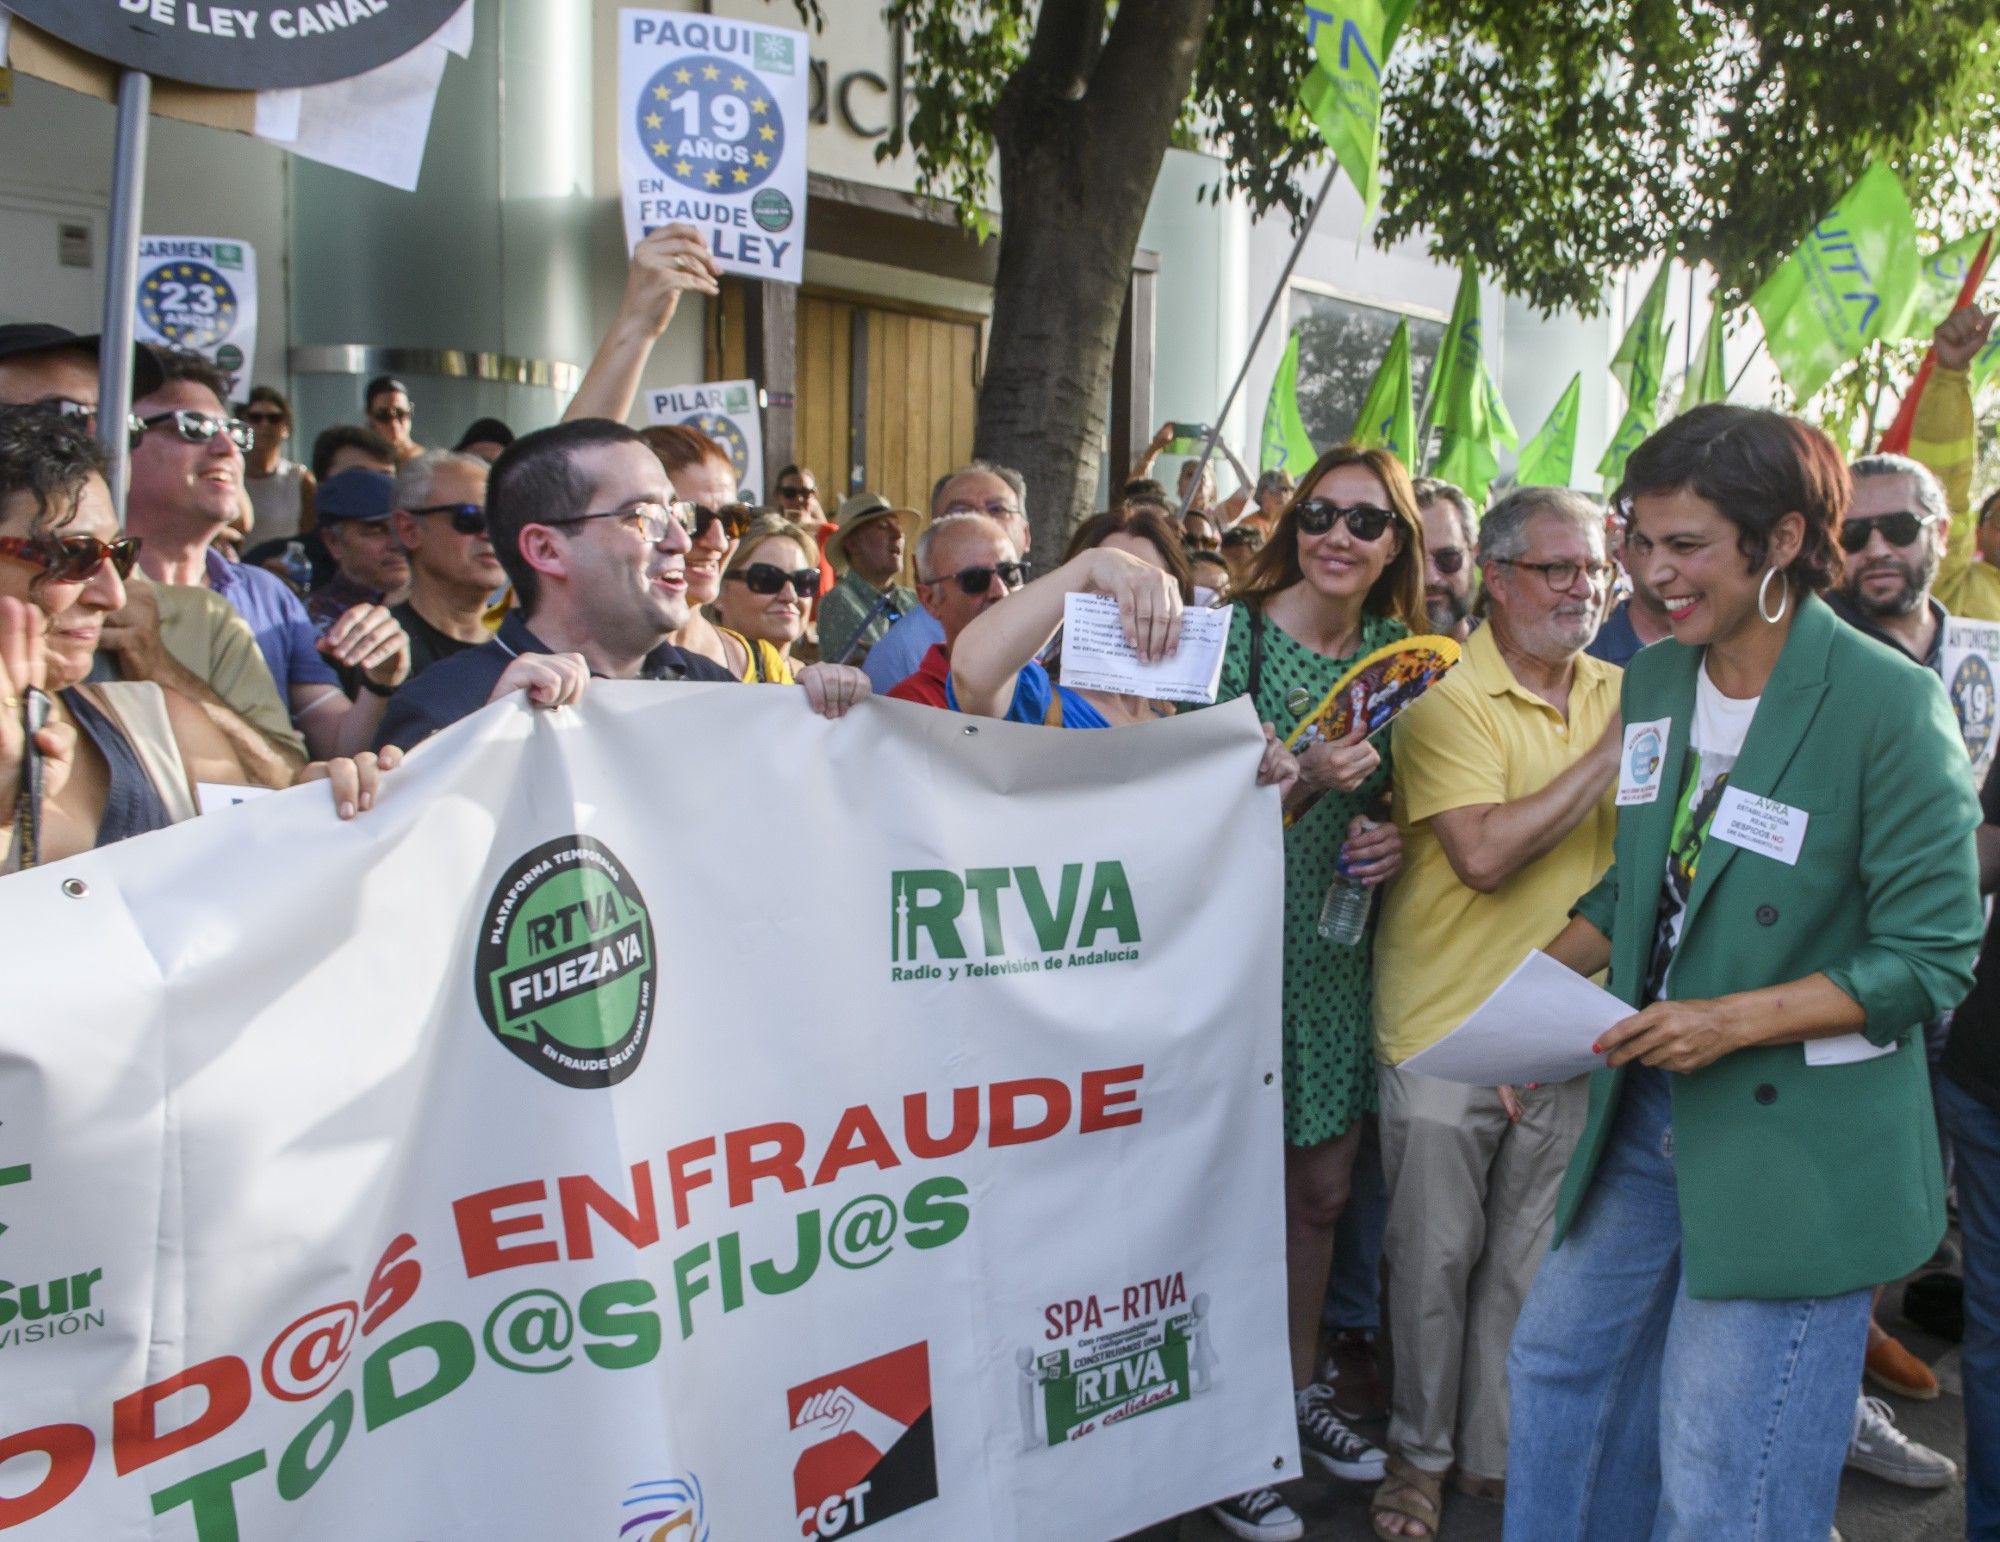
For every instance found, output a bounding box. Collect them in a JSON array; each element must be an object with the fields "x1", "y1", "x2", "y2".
[
  {"x1": 1294, "y1": 499, "x2": 1396, "y2": 542},
  {"x1": 942, "y1": 497, "x2": 1024, "y2": 520},
  {"x1": 1494, "y1": 558, "x2": 1613, "y2": 592},
  {"x1": 726, "y1": 563, "x2": 820, "y2": 596},
  {"x1": 1430, "y1": 547, "x2": 1467, "y2": 575},
  {"x1": 1182, "y1": 534, "x2": 1221, "y2": 553},
  {"x1": 538, "y1": 502, "x2": 688, "y2": 544},
  {"x1": 369, "y1": 407, "x2": 413, "y2": 425},
  {"x1": 1839, "y1": 511, "x2": 1937, "y2": 553},
  {"x1": 0, "y1": 533, "x2": 142, "y2": 583},
  {"x1": 1221, "y1": 529, "x2": 1264, "y2": 551},
  {"x1": 240, "y1": 409, "x2": 285, "y2": 428},
  {"x1": 922, "y1": 560, "x2": 1032, "y2": 596},
  {"x1": 691, "y1": 504, "x2": 753, "y2": 541},
  {"x1": 406, "y1": 501, "x2": 487, "y2": 536},
  {"x1": 39, "y1": 397, "x2": 145, "y2": 450},
  {"x1": 140, "y1": 410, "x2": 252, "y2": 453},
  {"x1": 776, "y1": 482, "x2": 817, "y2": 503}
]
